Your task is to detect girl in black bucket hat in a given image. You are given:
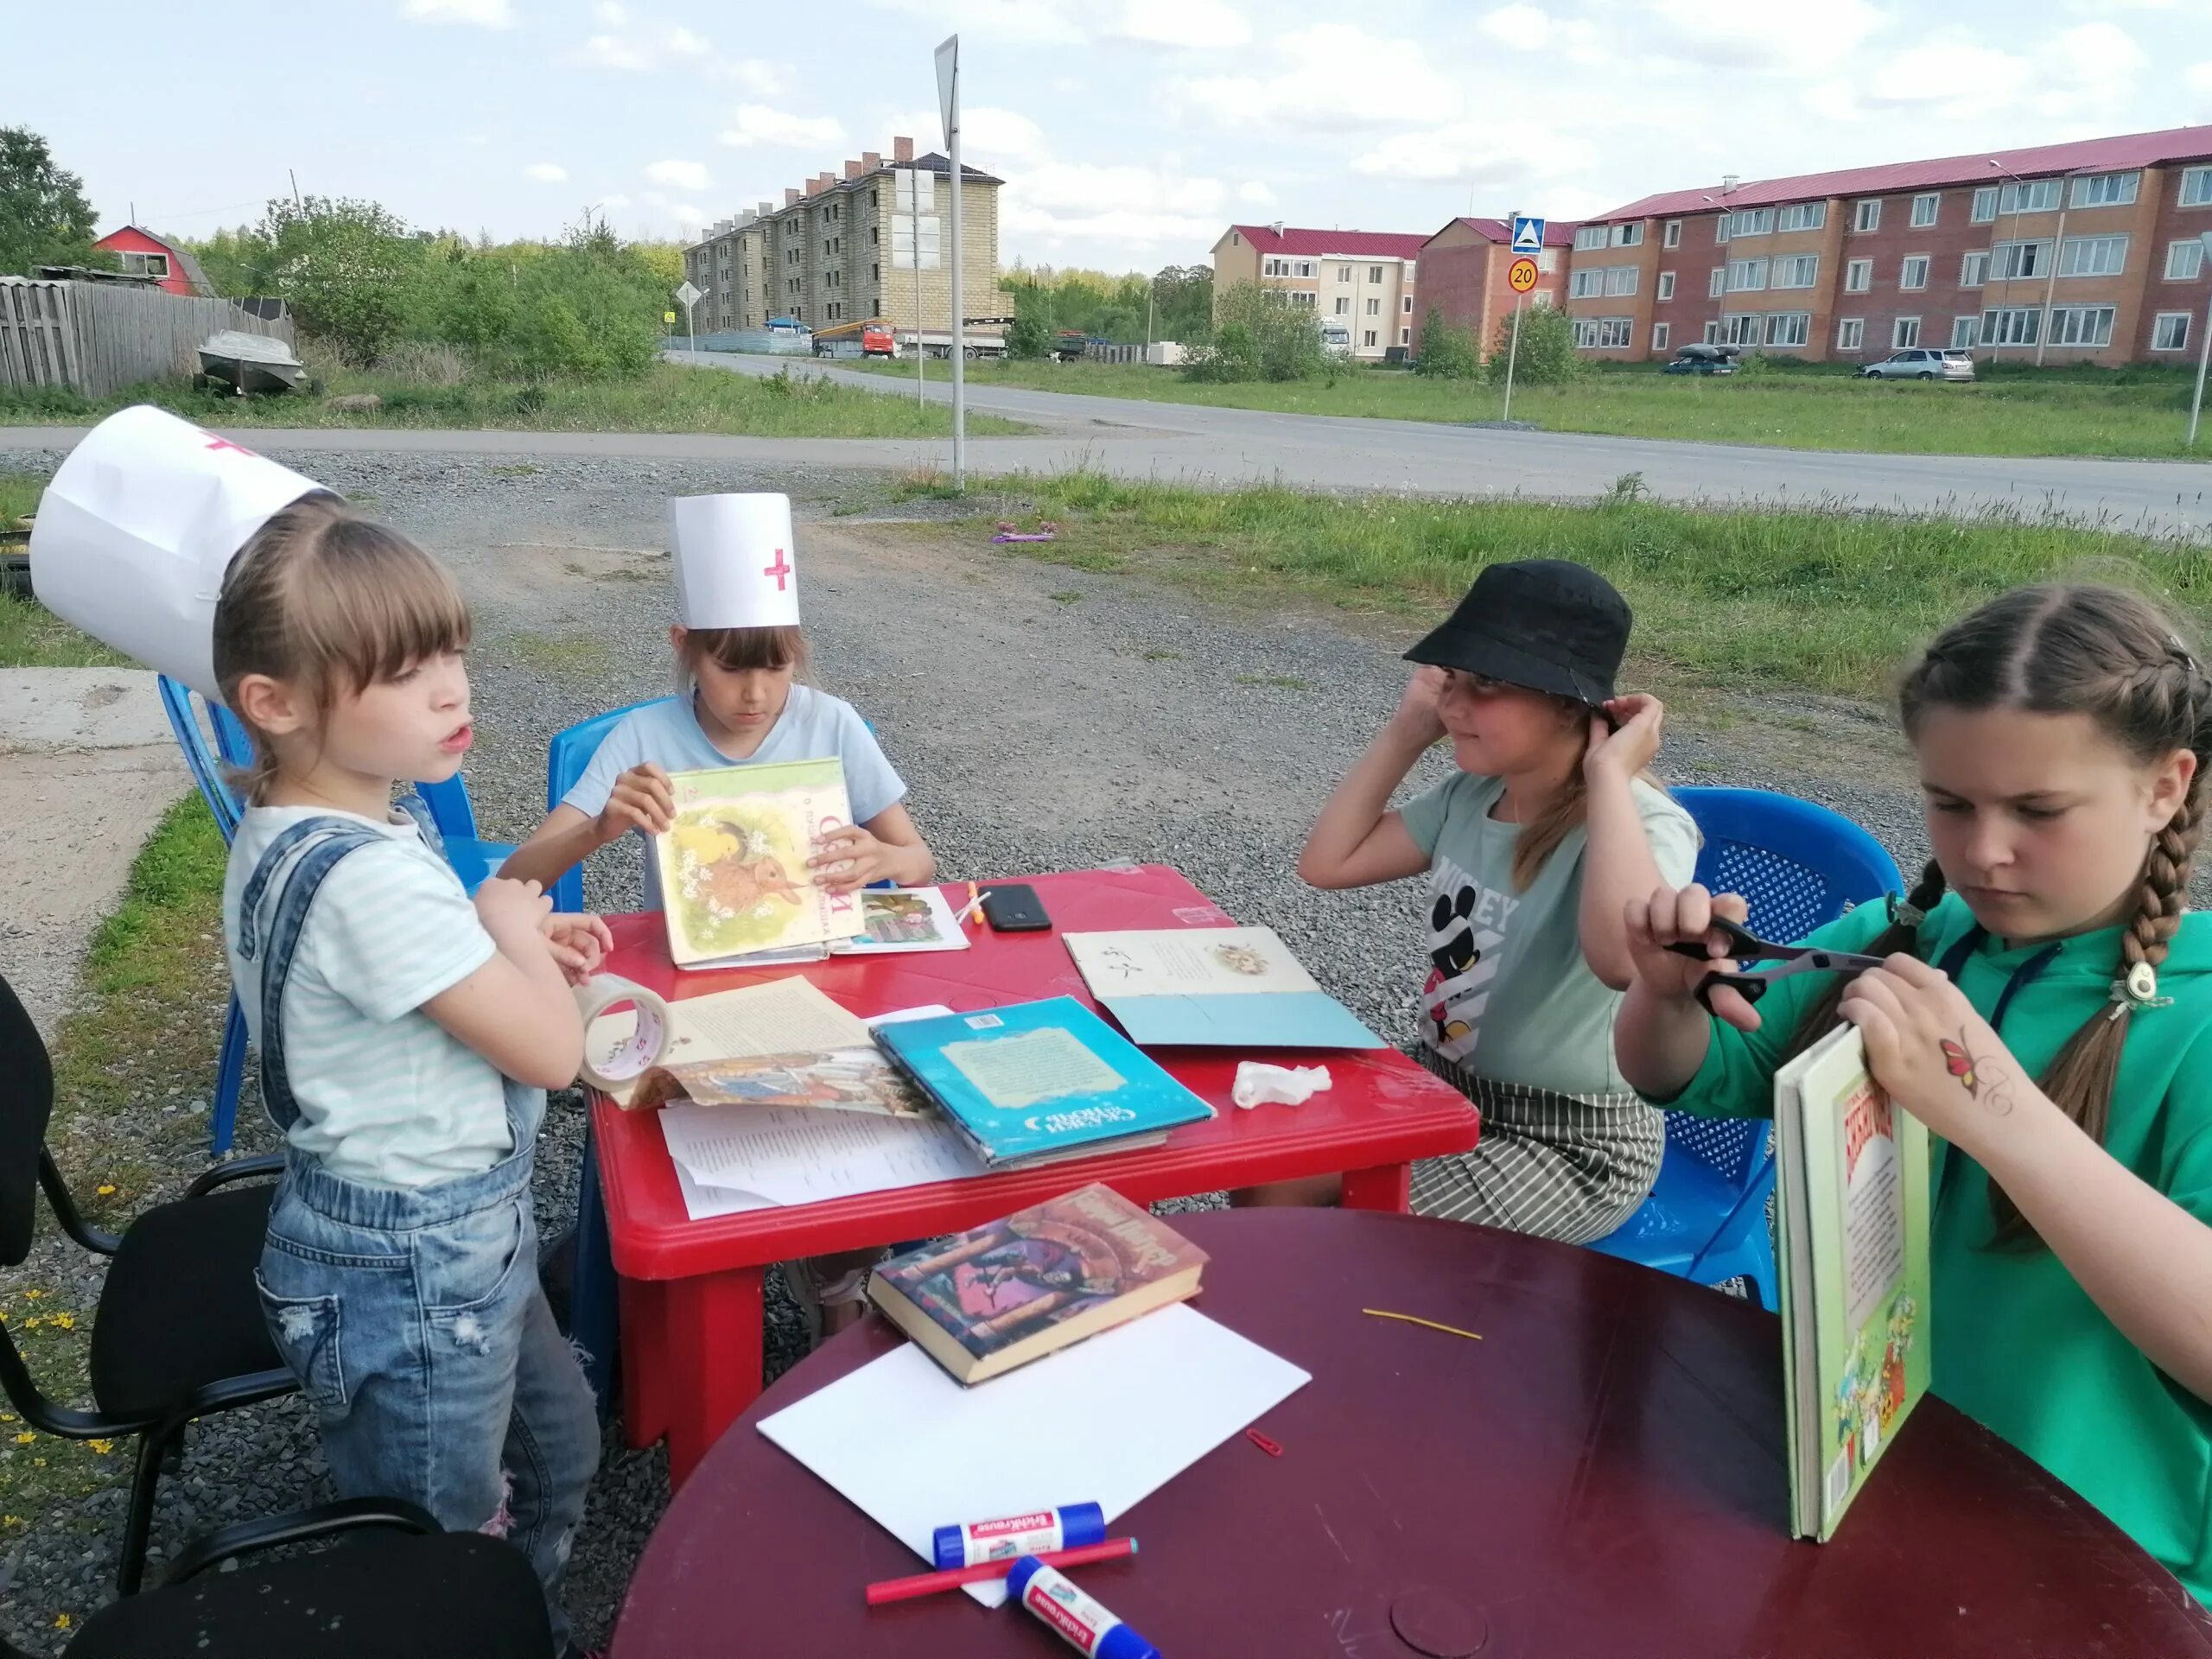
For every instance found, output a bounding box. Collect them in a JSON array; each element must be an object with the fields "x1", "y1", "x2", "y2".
[{"x1": 1242, "y1": 559, "x2": 1700, "y2": 1243}]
